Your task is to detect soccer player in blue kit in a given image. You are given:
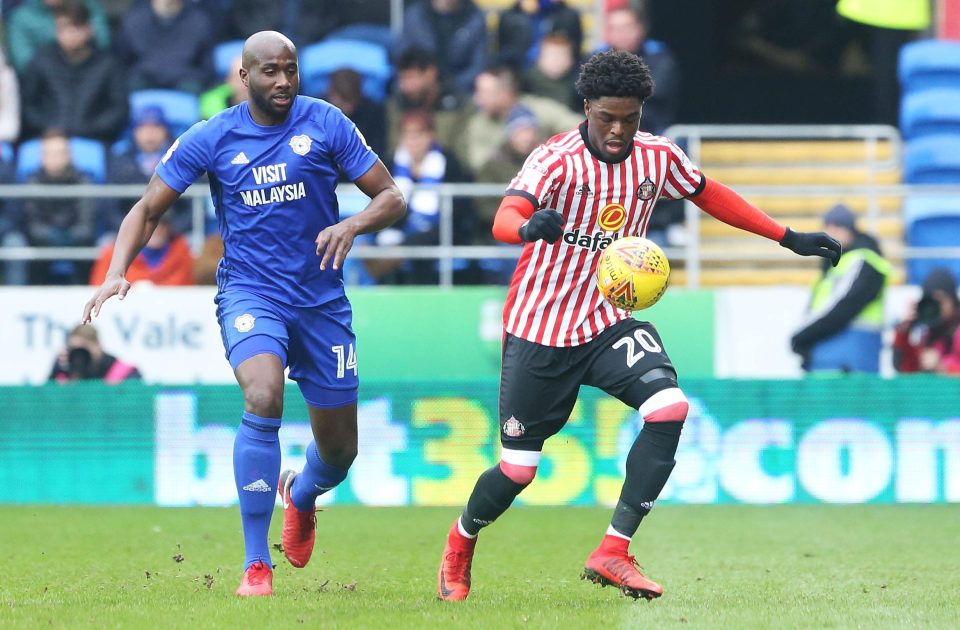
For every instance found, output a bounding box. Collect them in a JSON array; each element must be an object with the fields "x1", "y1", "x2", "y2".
[{"x1": 82, "y1": 31, "x2": 406, "y2": 596}]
